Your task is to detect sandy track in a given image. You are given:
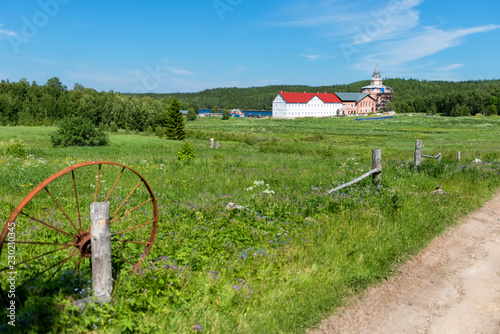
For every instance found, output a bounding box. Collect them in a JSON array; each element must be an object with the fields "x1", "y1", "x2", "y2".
[{"x1": 310, "y1": 191, "x2": 500, "y2": 334}]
